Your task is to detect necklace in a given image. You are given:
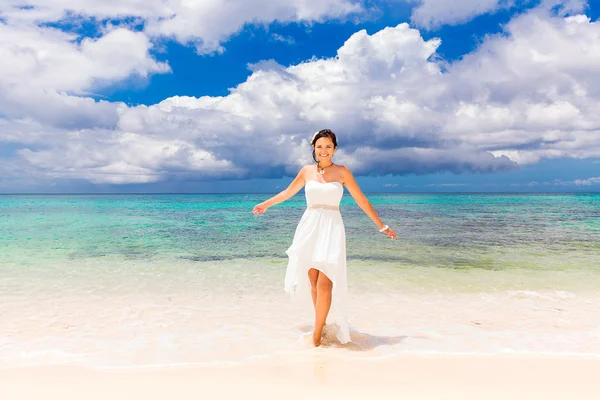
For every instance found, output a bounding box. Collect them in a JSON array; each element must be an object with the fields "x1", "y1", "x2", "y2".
[{"x1": 317, "y1": 162, "x2": 334, "y2": 175}]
